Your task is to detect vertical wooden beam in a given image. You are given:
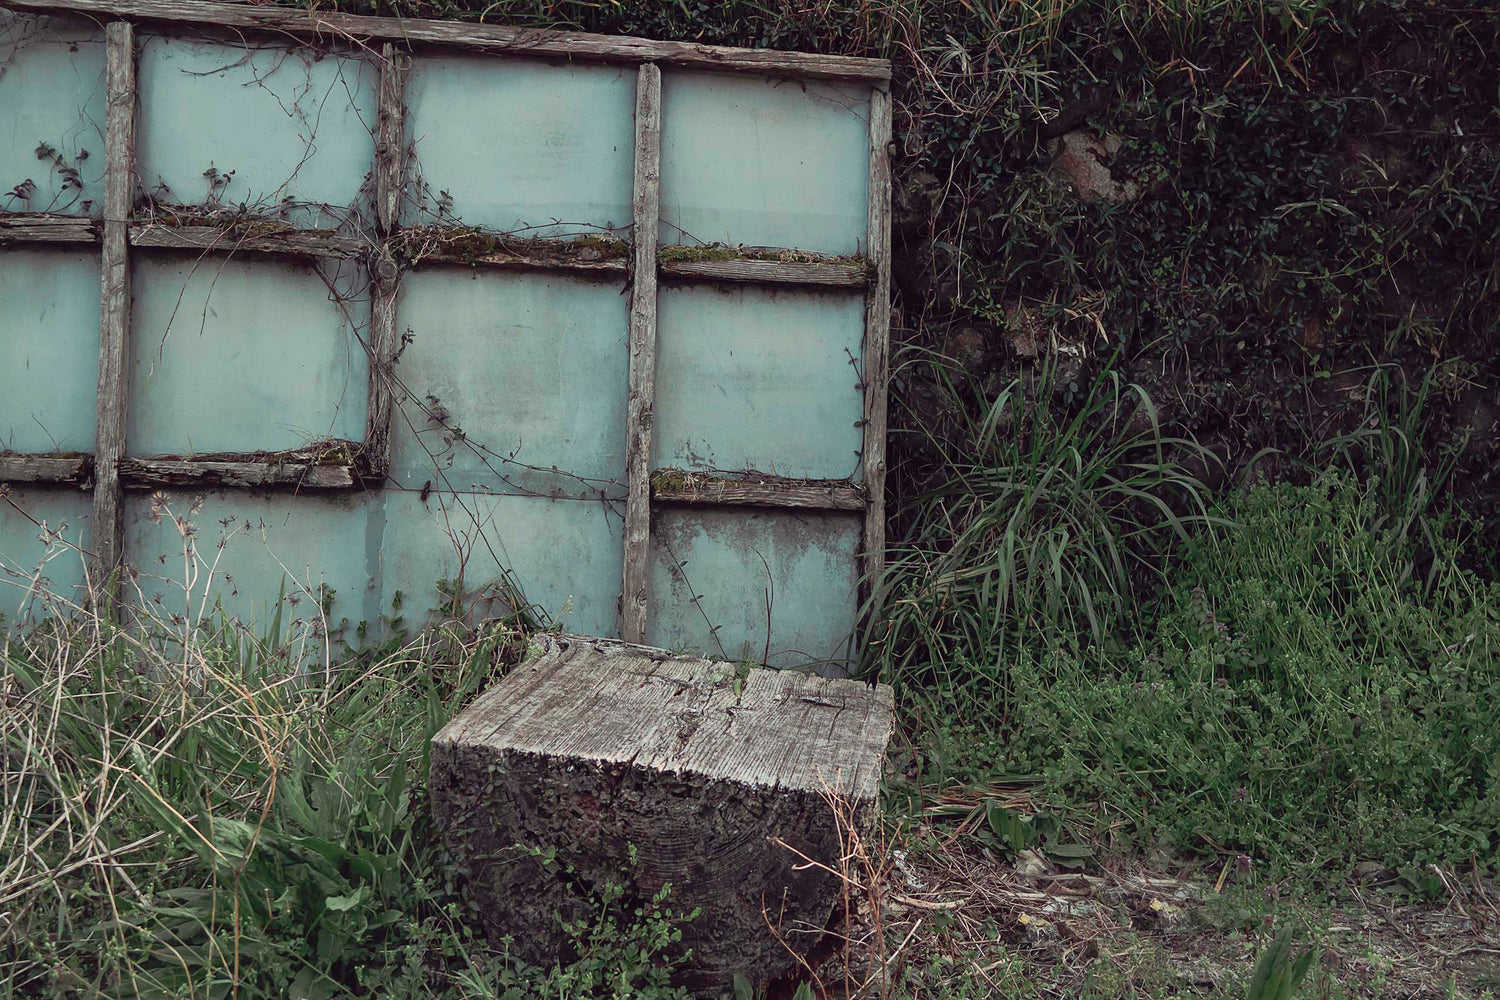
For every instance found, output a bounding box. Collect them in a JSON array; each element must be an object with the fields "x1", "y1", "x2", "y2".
[
  {"x1": 91, "y1": 20, "x2": 135, "y2": 589},
  {"x1": 860, "y1": 88, "x2": 893, "y2": 592},
  {"x1": 621, "y1": 63, "x2": 662, "y2": 645},
  {"x1": 365, "y1": 43, "x2": 408, "y2": 478}
]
